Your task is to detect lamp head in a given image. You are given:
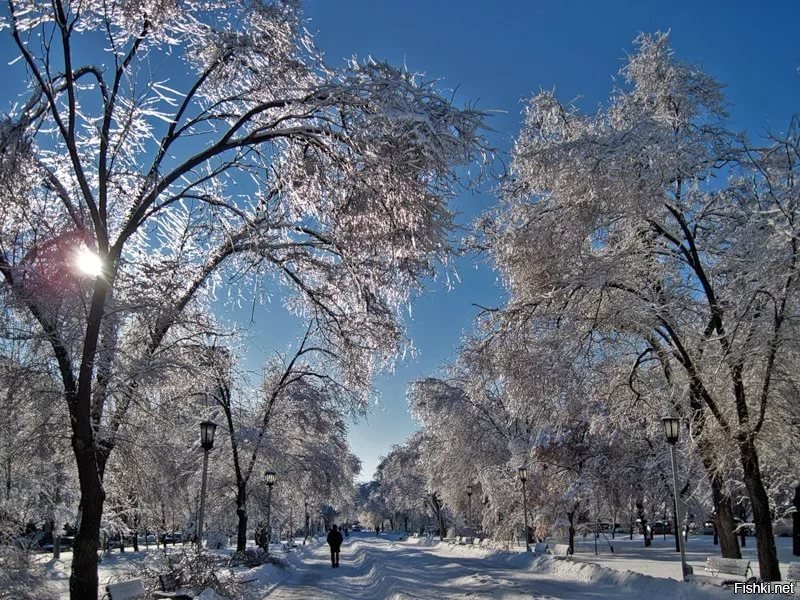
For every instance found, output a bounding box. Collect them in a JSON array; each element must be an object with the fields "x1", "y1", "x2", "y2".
[
  {"x1": 265, "y1": 470, "x2": 277, "y2": 486},
  {"x1": 517, "y1": 466, "x2": 527, "y2": 482},
  {"x1": 200, "y1": 421, "x2": 217, "y2": 450},
  {"x1": 662, "y1": 417, "x2": 680, "y2": 444}
]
